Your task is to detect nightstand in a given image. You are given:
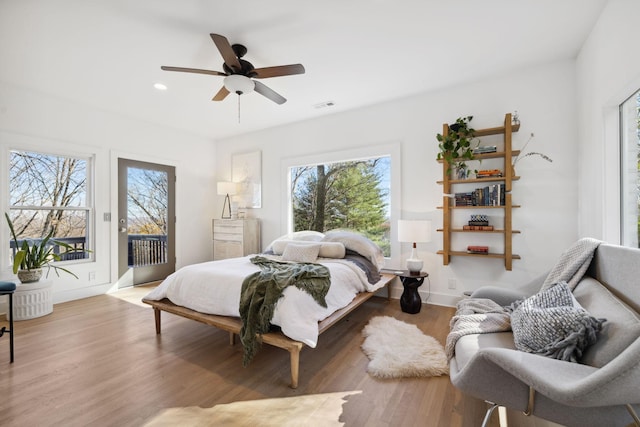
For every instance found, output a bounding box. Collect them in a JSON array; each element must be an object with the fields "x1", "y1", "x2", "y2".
[
  {"x1": 393, "y1": 270, "x2": 429, "y2": 314},
  {"x1": 212, "y1": 218, "x2": 260, "y2": 260}
]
